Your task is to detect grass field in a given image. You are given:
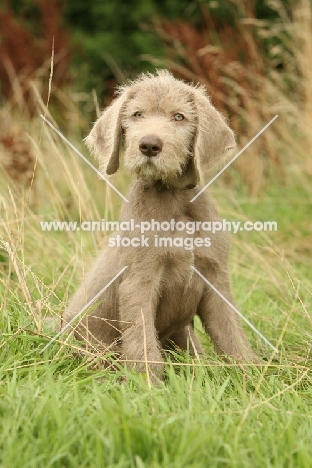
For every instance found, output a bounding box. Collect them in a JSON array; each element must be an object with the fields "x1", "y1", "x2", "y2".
[{"x1": 0, "y1": 106, "x2": 311, "y2": 468}]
